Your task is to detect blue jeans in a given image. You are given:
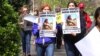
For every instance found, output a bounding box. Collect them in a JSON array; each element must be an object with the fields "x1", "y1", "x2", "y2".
[
  {"x1": 36, "y1": 43, "x2": 55, "y2": 56},
  {"x1": 64, "y1": 40, "x2": 80, "y2": 56},
  {"x1": 64, "y1": 41, "x2": 75, "y2": 56},
  {"x1": 20, "y1": 29, "x2": 31, "y2": 54}
]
